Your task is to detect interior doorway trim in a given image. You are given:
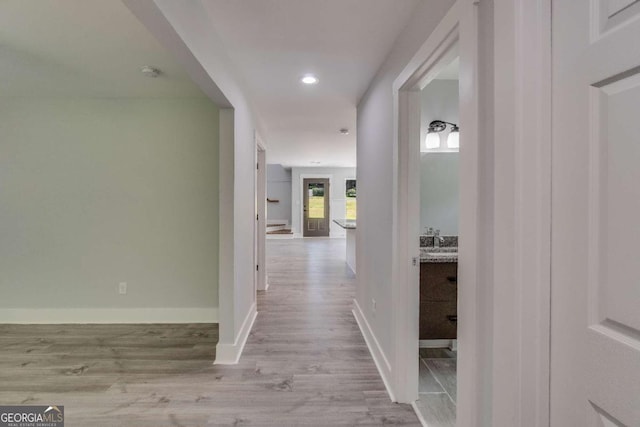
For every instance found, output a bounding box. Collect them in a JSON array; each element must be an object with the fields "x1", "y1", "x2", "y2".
[
  {"x1": 390, "y1": 0, "x2": 479, "y2": 412},
  {"x1": 391, "y1": 1, "x2": 553, "y2": 426},
  {"x1": 255, "y1": 133, "x2": 267, "y2": 291}
]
